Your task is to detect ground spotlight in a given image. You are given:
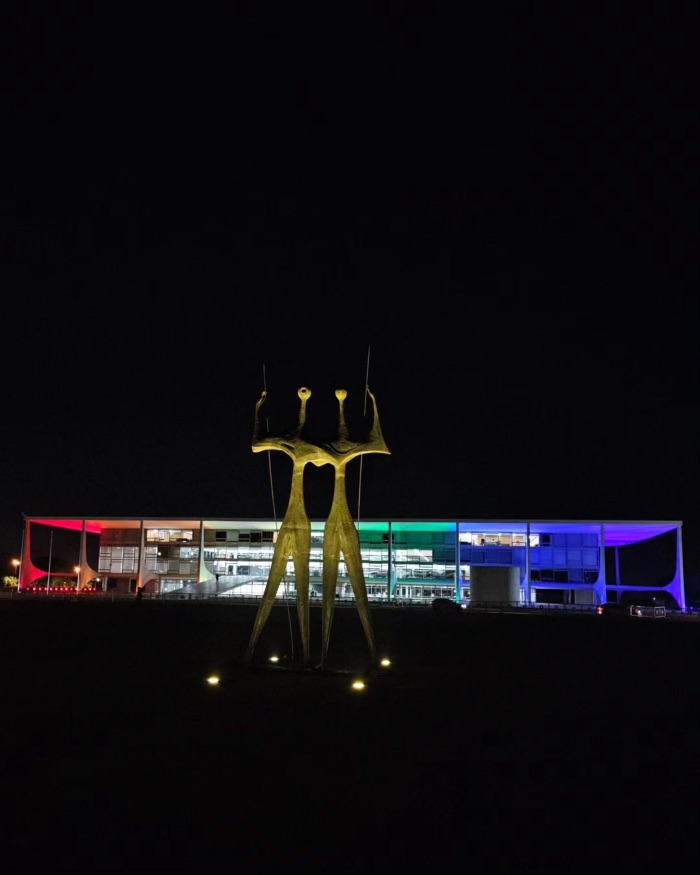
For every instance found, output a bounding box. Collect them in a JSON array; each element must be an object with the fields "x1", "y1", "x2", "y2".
[
  {"x1": 206, "y1": 675, "x2": 220, "y2": 686},
  {"x1": 351, "y1": 679, "x2": 366, "y2": 691}
]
